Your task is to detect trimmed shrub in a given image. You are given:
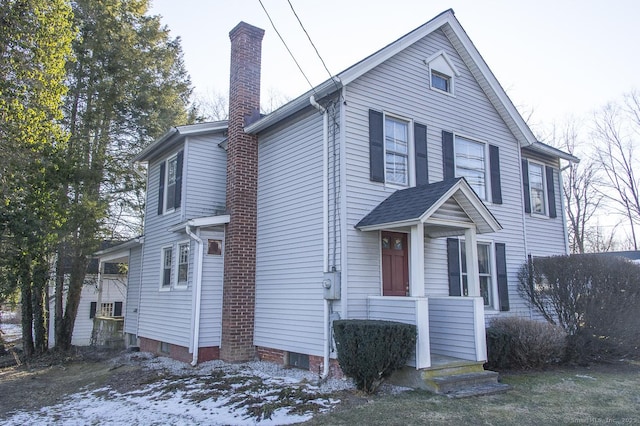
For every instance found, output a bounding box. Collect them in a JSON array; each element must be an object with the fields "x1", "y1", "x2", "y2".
[
  {"x1": 518, "y1": 254, "x2": 640, "y2": 362},
  {"x1": 333, "y1": 319, "x2": 416, "y2": 393},
  {"x1": 486, "y1": 316, "x2": 566, "y2": 370}
]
